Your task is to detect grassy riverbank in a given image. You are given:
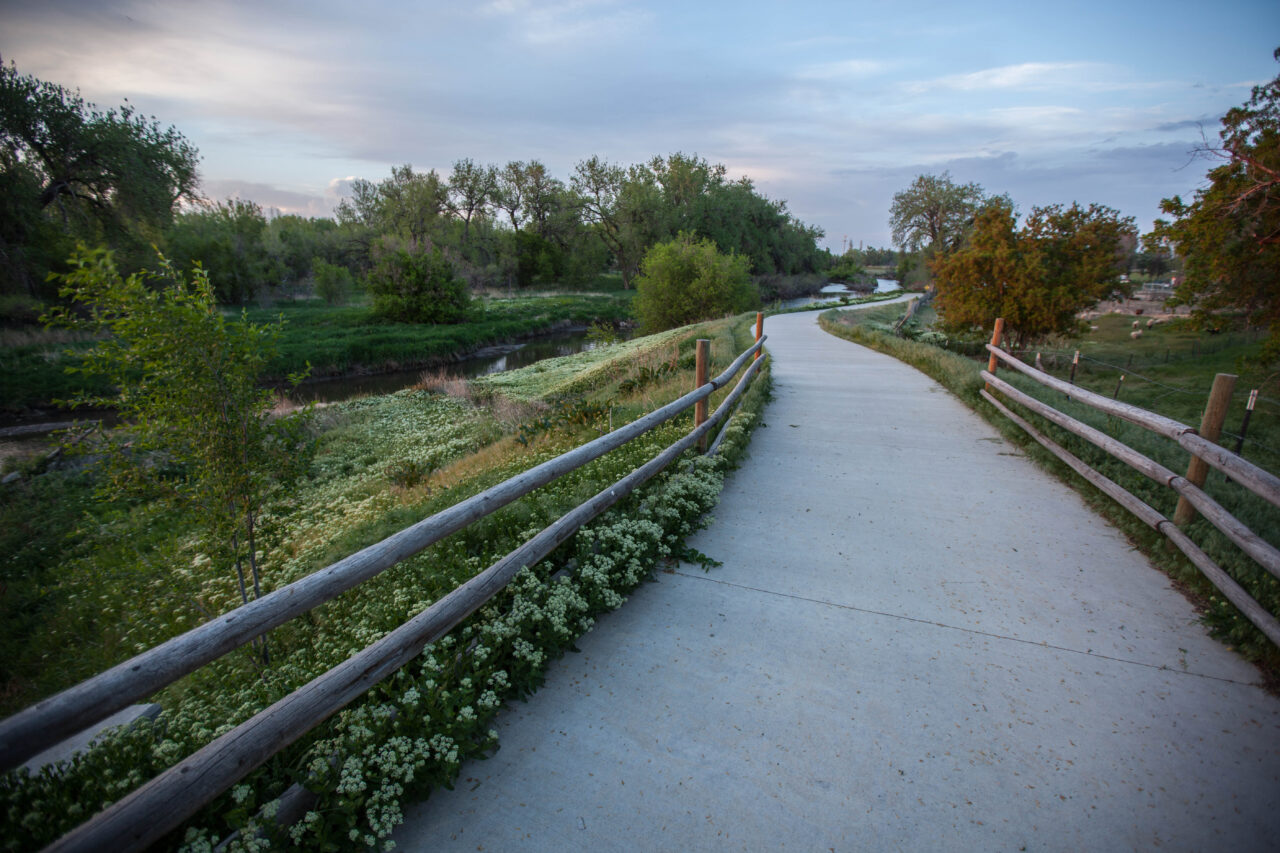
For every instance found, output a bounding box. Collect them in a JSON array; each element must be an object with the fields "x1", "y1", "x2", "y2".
[
  {"x1": 0, "y1": 311, "x2": 769, "y2": 850},
  {"x1": 819, "y1": 302, "x2": 1280, "y2": 669},
  {"x1": 0, "y1": 291, "x2": 636, "y2": 411}
]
